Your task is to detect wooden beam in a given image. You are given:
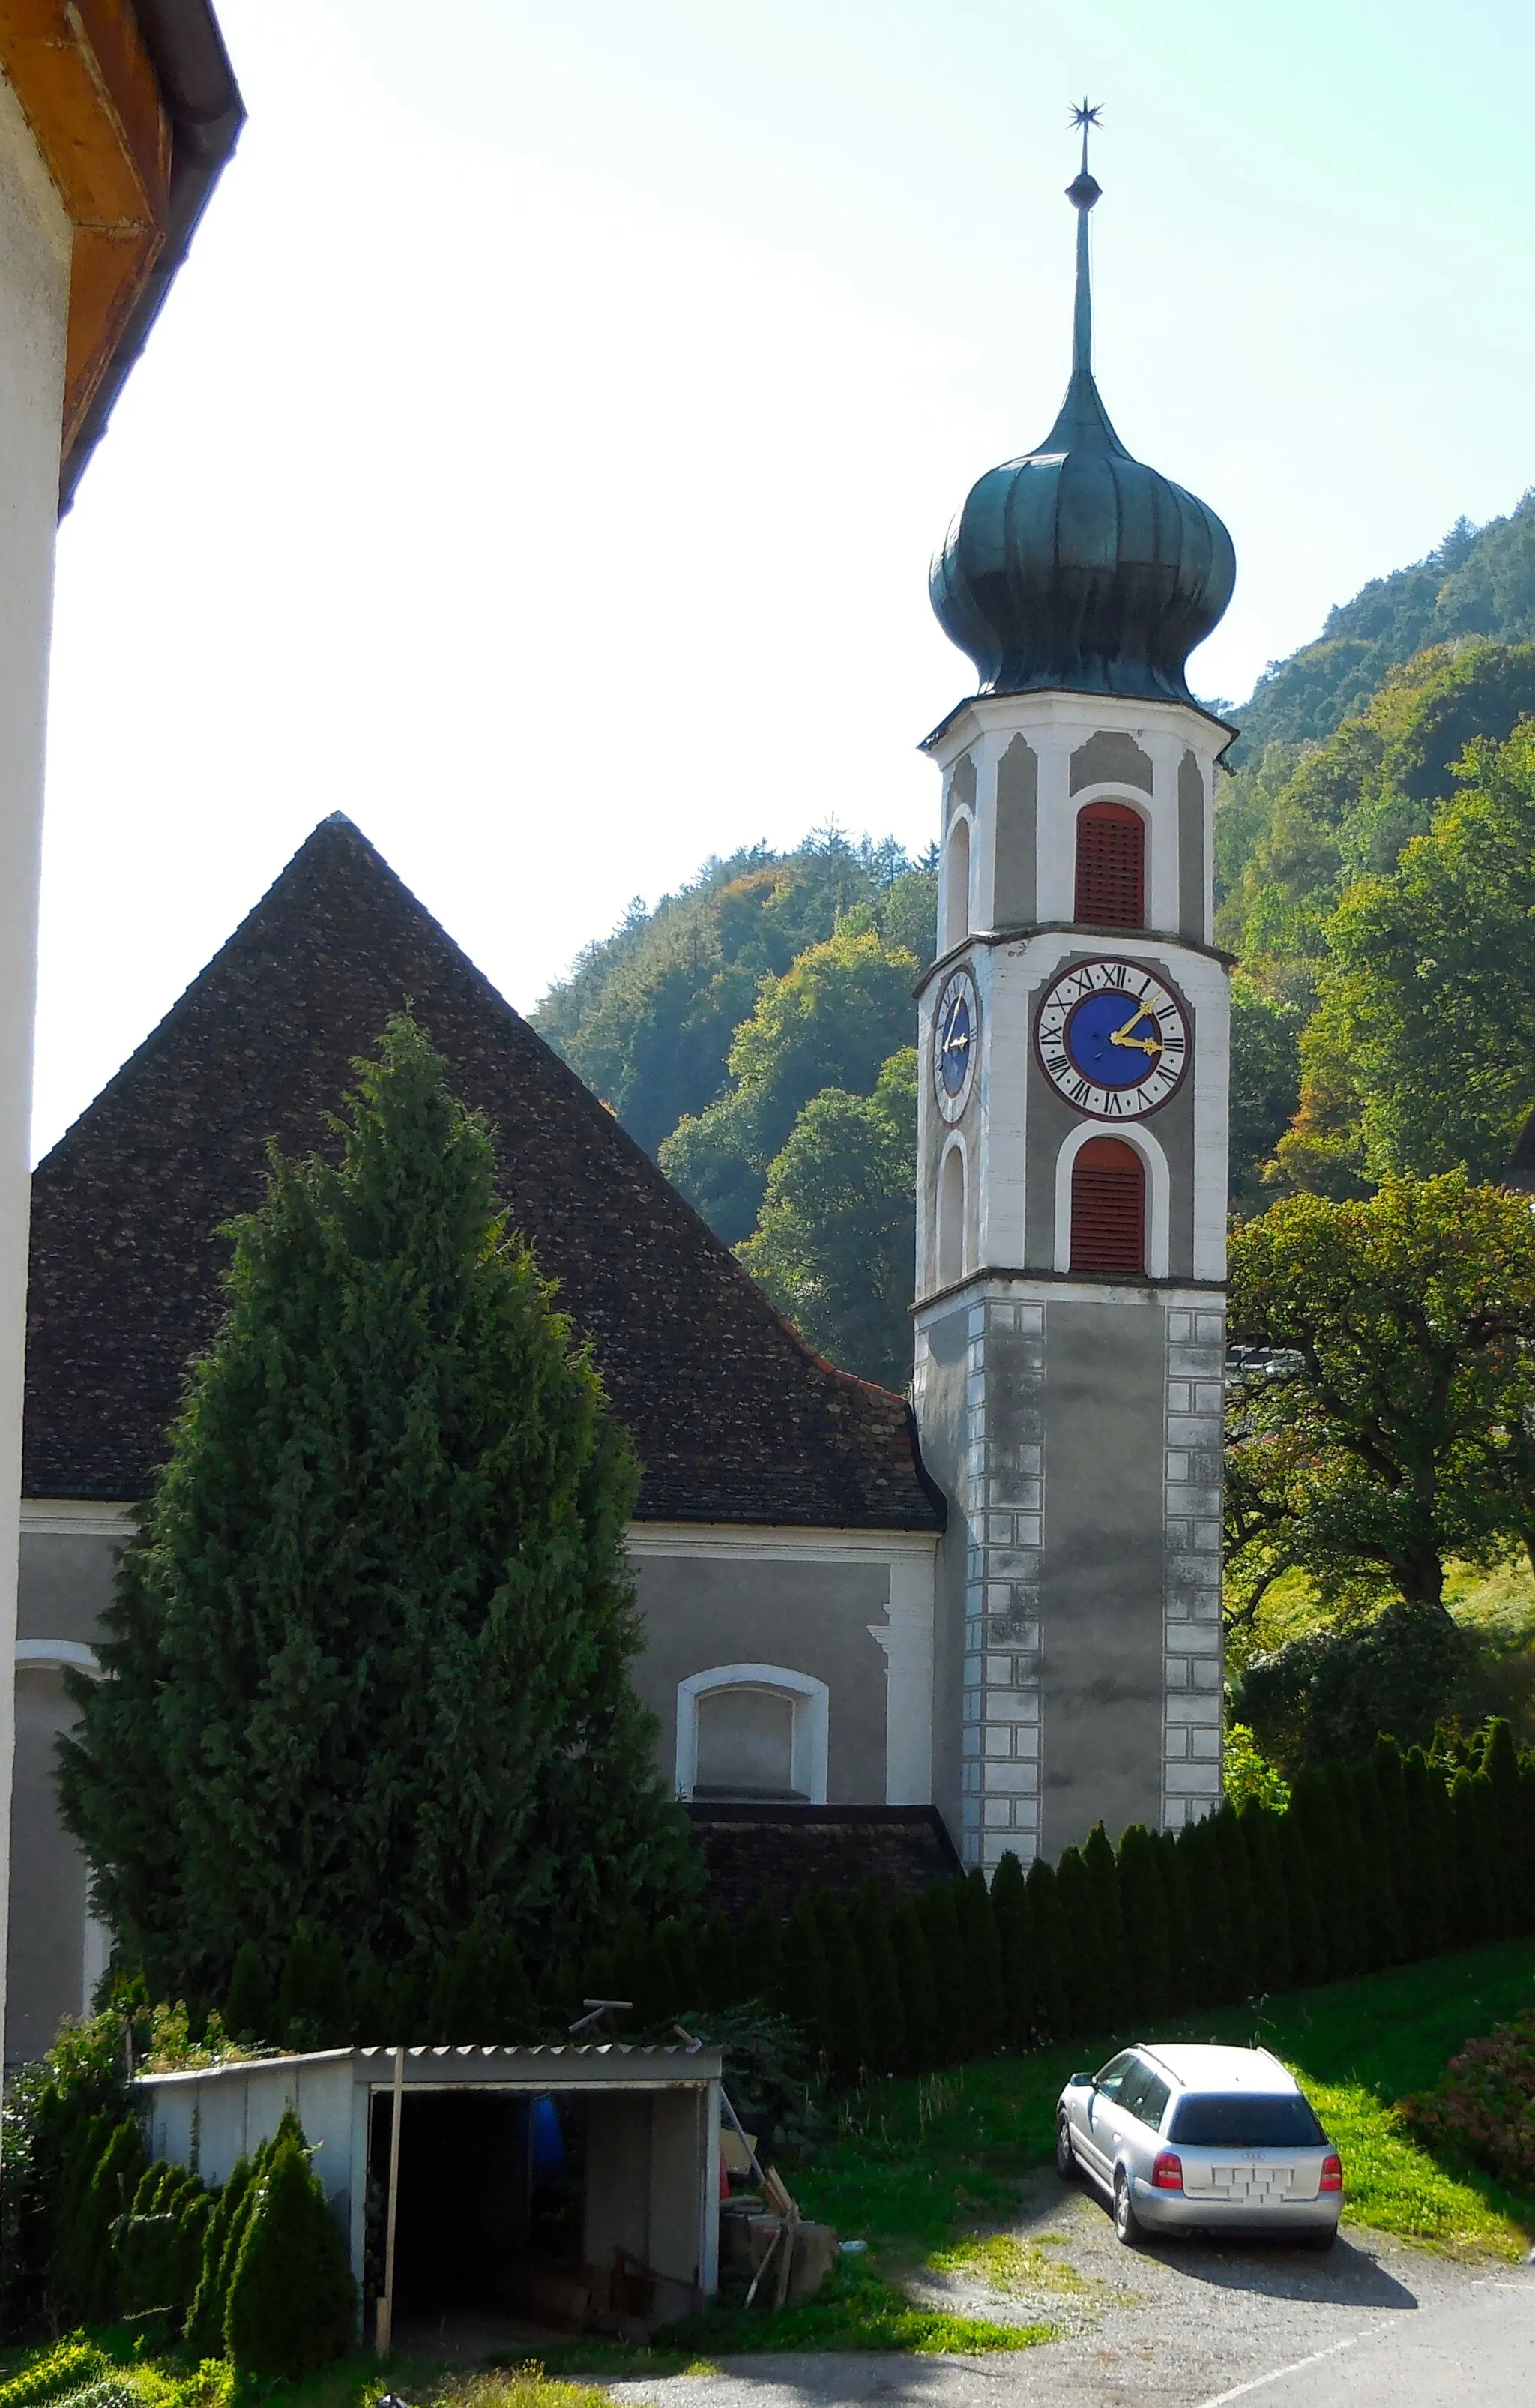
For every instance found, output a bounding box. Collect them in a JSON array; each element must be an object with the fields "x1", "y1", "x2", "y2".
[{"x1": 0, "y1": 0, "x2": 172, "y2": 457}]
